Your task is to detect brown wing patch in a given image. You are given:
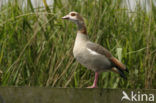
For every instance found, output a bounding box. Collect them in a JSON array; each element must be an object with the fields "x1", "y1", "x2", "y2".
[
  {"x1": 110, "y1": 57, "x2": 126, "y2": 71},
  {"x1": 87, "y1": 42, "x2": 128, "y2": 72},
  {"x1": 87, "y1": 42, "x2": 112, "y2": 58}
]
